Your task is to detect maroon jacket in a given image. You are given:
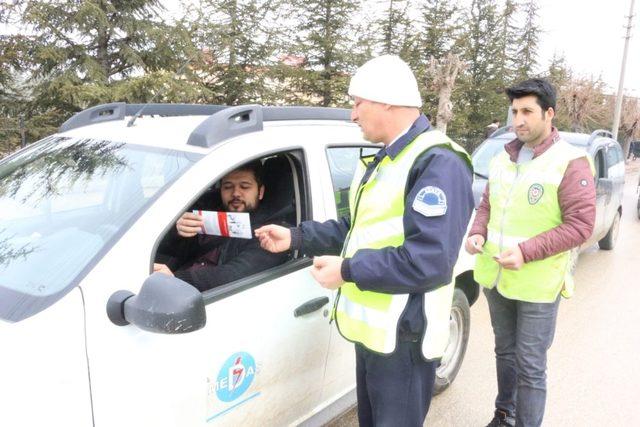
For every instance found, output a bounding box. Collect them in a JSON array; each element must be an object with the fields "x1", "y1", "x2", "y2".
[{"x1": 469, "y1": 128, "x2": 596, "y2": 263}]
